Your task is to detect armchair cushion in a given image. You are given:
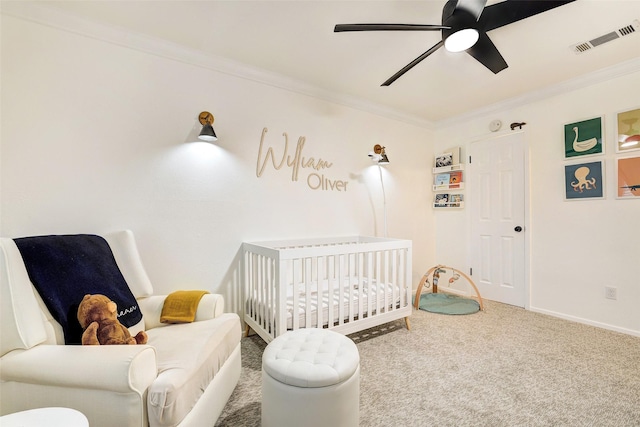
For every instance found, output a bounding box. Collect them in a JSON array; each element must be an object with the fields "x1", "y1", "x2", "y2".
[
  {"x1": 147, "y1": 313, "x2": 241, "y2": 427},
  {"x1": 14, "y1": 234, "x2": 143, "y2": 345}
]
